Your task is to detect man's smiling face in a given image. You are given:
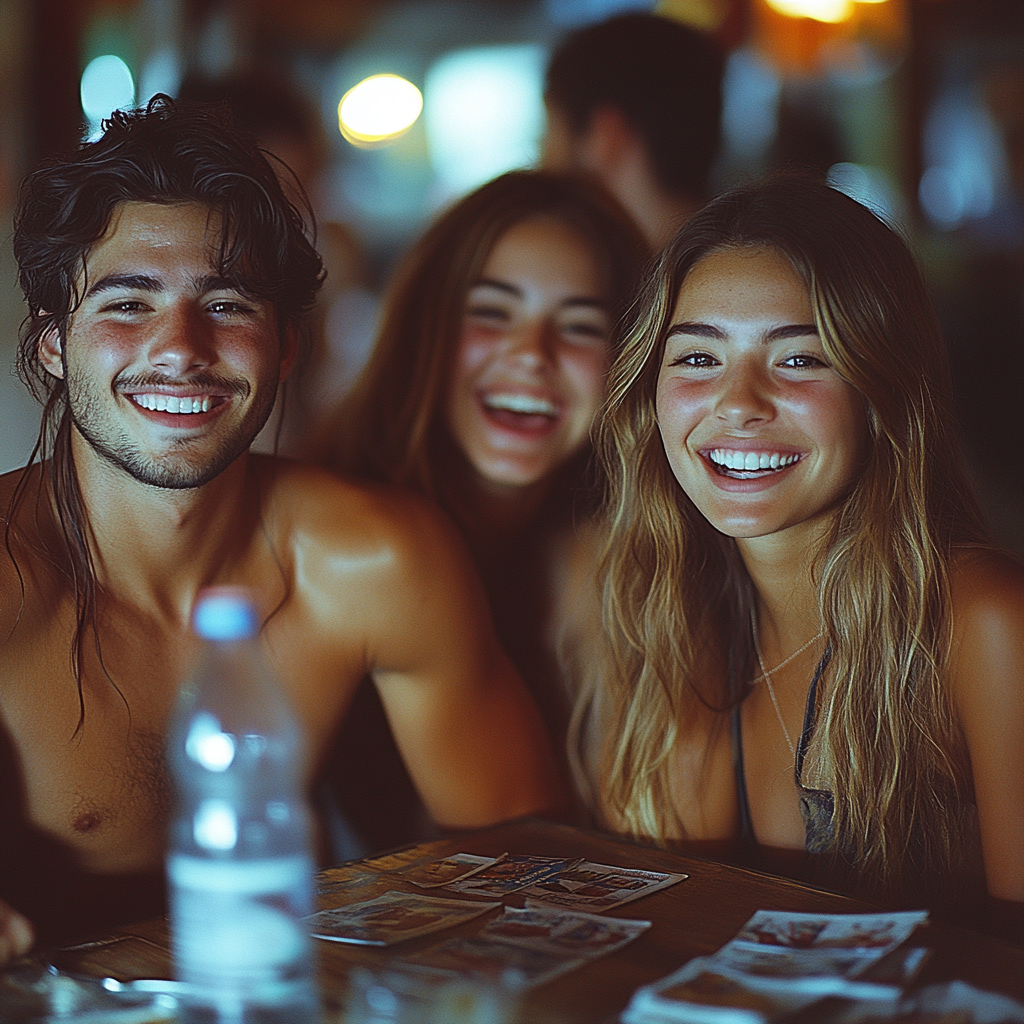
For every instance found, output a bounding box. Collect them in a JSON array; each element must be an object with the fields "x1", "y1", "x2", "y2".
[{"x1": 41, "y1": 201, "x2": 293, "y2": 489}]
